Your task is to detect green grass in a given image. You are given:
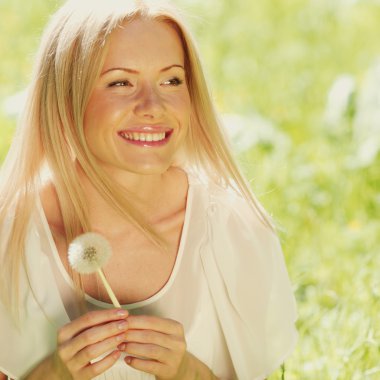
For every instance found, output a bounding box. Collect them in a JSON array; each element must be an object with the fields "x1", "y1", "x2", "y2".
[
  {"x1": 245, "y1": 132, "x2": 380, "y2": 379},
  {"x1": 1, "y1": 1, "x2": 379, "y2": 379}
]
